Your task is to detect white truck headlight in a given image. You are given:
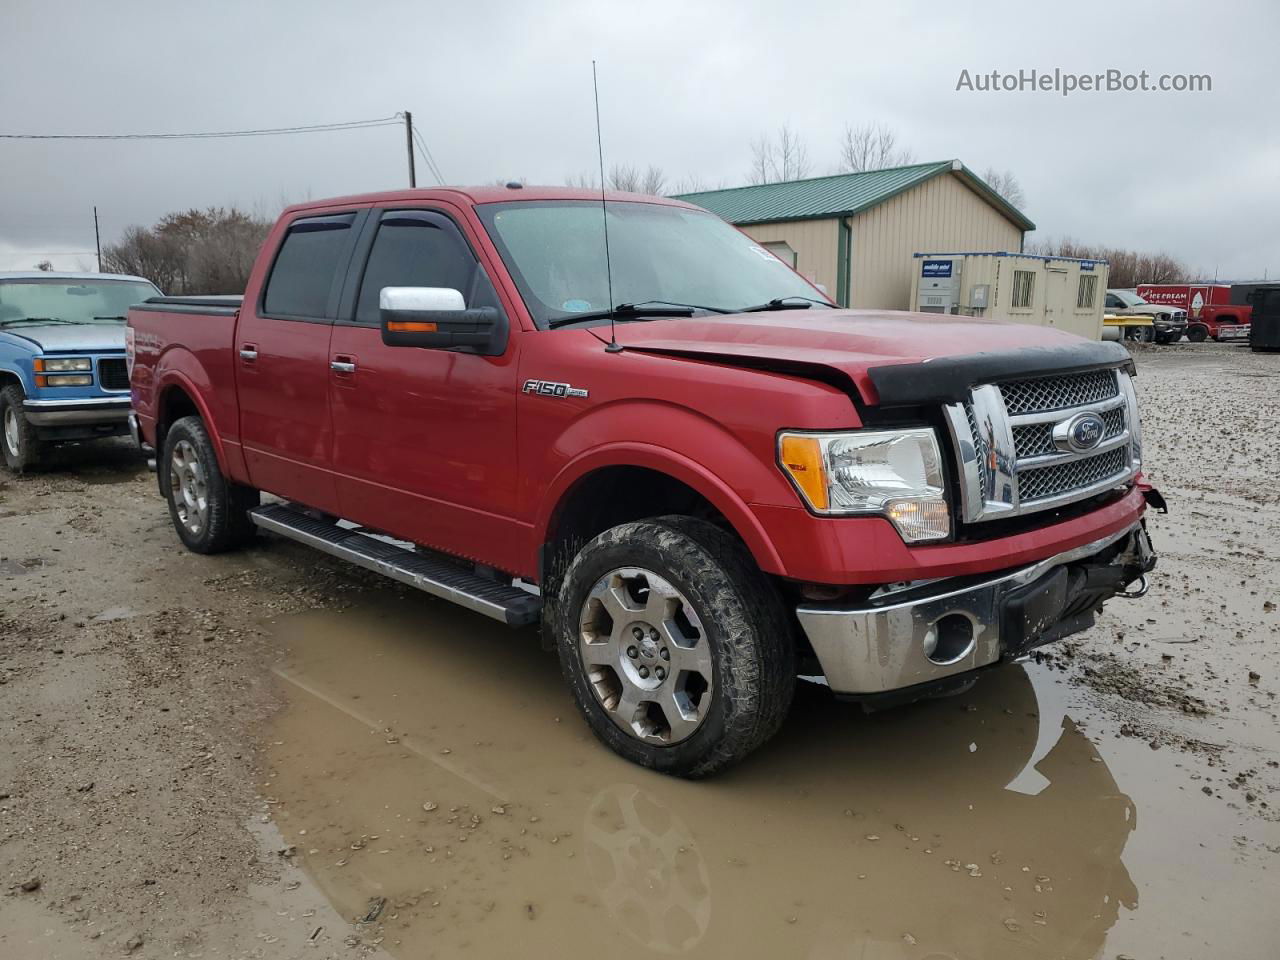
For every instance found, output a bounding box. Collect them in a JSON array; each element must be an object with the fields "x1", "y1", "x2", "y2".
[
  {"x1": 36, "y1": 357, "x2": 92, "y2": 372},
  {"x1": 779, "y1": 428, "x2": 950, "y2": 542}
]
